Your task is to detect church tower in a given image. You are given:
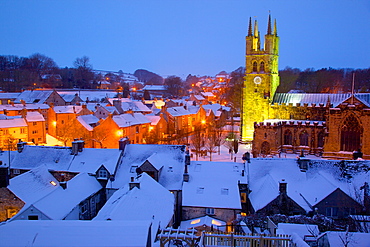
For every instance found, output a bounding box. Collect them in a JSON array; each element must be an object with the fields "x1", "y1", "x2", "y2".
[{"x1": 241, "y1": 15, "x2": 280, "y2": 142}]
